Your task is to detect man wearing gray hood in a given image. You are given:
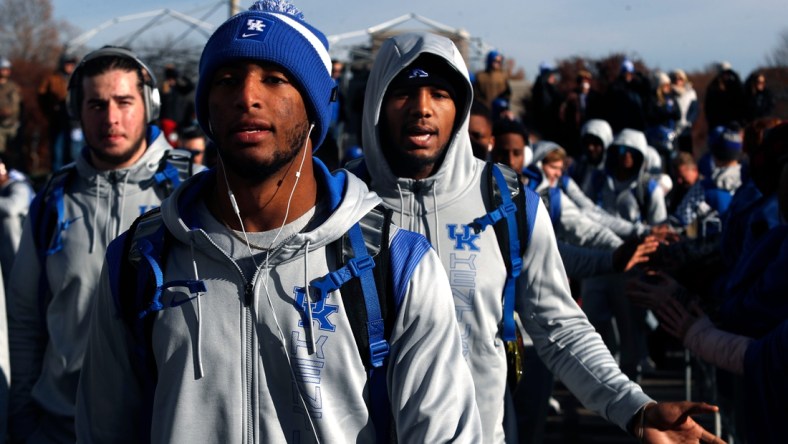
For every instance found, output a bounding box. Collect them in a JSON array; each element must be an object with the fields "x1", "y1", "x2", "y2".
[
  {"x1": 76, "y1": 2, "x2": 480, "y2": 443},
  {"x1": 569, "y1": 119, "x2": 653, "y2": 239},
  {"x1": 360, "y1": 31, "x2": 724, "y2": 443},
  {"x1": 7, "y1": 47, "x2": 189, "y2": 443}
]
